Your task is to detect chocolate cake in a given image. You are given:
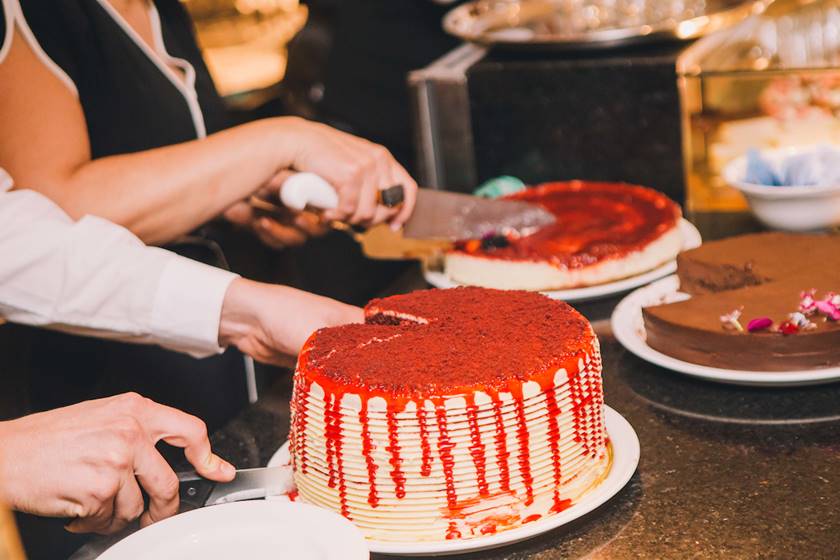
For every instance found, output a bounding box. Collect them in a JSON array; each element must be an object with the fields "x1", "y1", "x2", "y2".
[{"x1": 642, "y1": 233, "x2": 840, "y2": 371}]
